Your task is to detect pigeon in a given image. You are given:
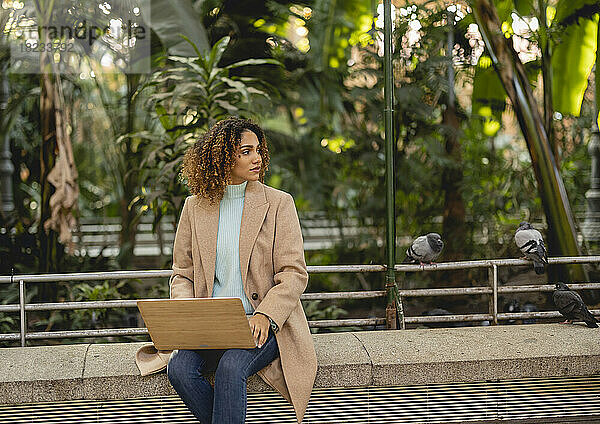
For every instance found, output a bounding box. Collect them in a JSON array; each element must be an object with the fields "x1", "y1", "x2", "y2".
[
  {"x1": 514, "y1": 221, "x2": 548, "y2": 275},
  {"x1": 552, "y1": 282, "x2": 598, "y2": 328},
  {"x1": 403, "y1": 233, "x2": 444, "y2": 265}
]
